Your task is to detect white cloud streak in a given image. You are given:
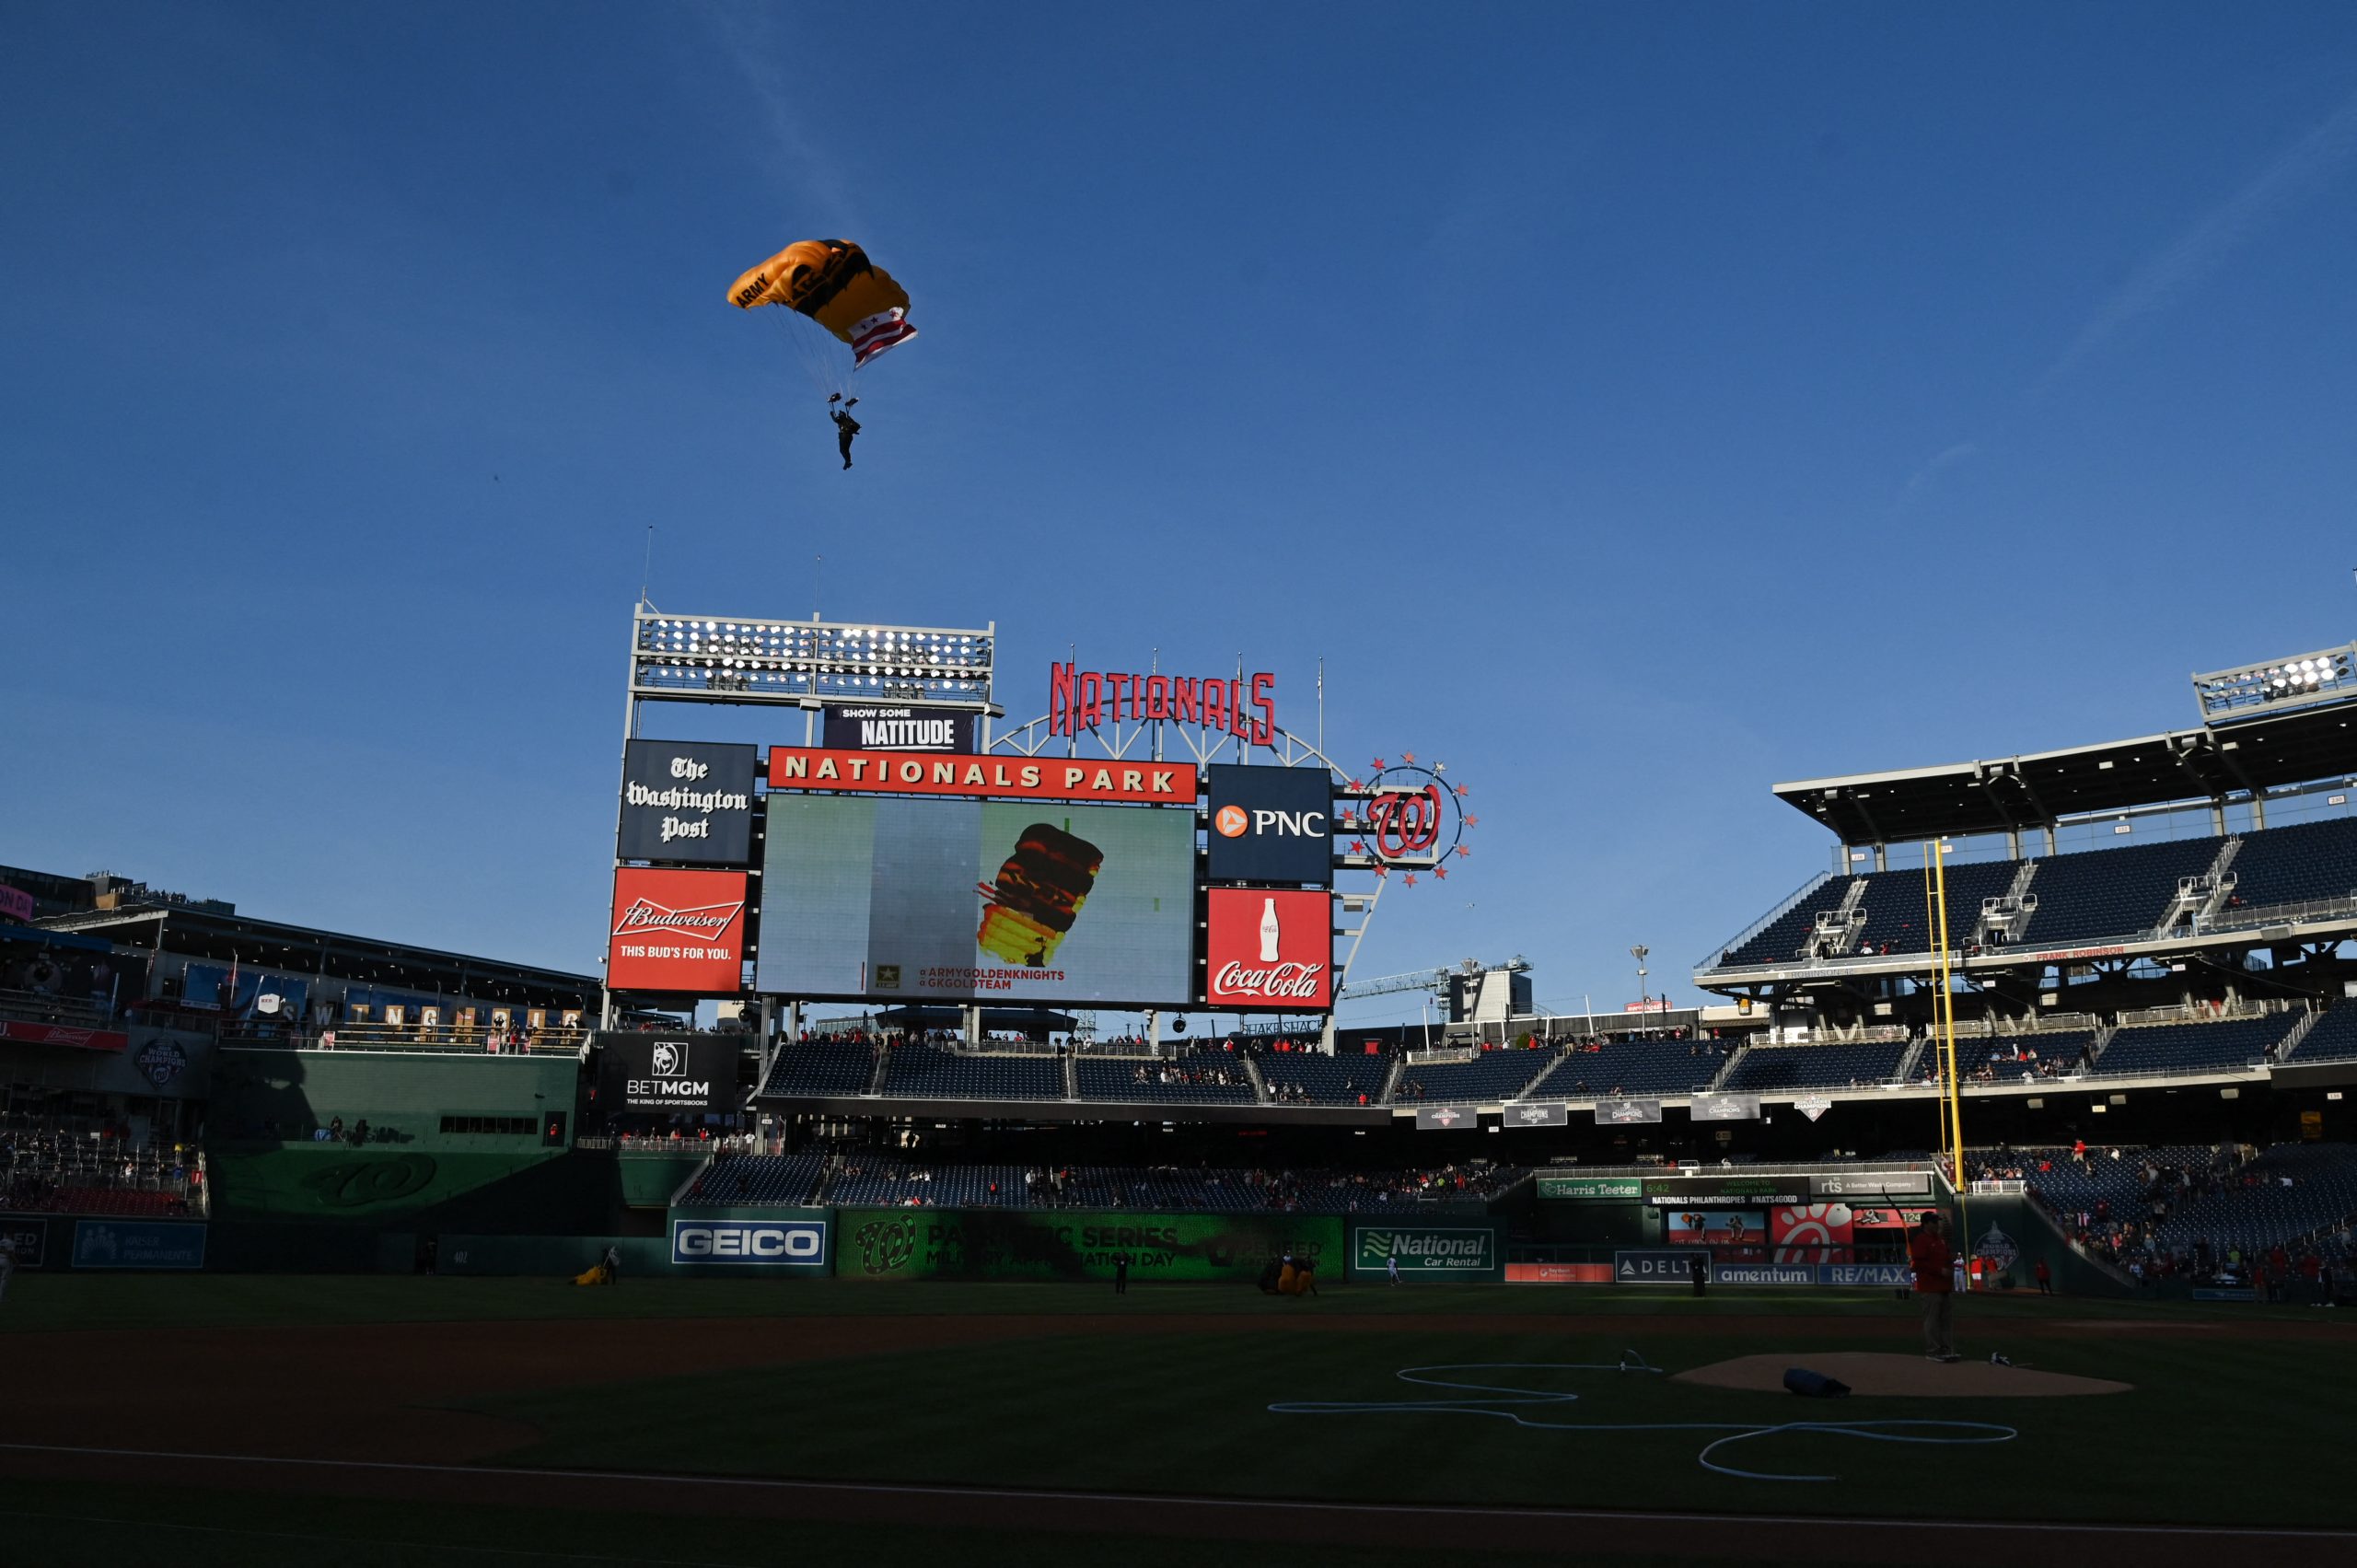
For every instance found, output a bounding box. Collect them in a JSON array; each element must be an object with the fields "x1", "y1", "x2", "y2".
[
  {"x1": 2045, "y1": 87, "x2": 2357, "y2": 384},
  {"x1": 698, "y1": 1, "x2": 864, "y2": 230}
]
